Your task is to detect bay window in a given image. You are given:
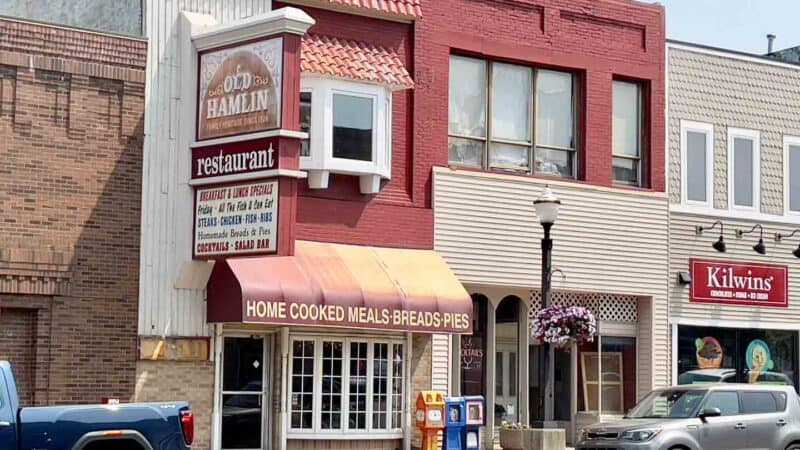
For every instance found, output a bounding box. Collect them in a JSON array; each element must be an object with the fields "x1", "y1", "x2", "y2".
[
  {"x1": 680, "y1": 120, "x2": 714, "y2": 206},
  {"x1": 300, "y1": 76, "x2": 392, "y2": 194},
  {"x1": 785, "y1": 136, "x2": 800, "y2": 214},
  {"x1": 612, "y1": 80, "x2": 644, "y2": 186},
  {"x1": 448, "y1": 55, "x2": 577, "y2": 177},
  {"x1": 289, "y1": 336, "x2": 405, "y2": 437},
  {"x1": 727, "y1": 127, "x2": 760, "y2": 210}
]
